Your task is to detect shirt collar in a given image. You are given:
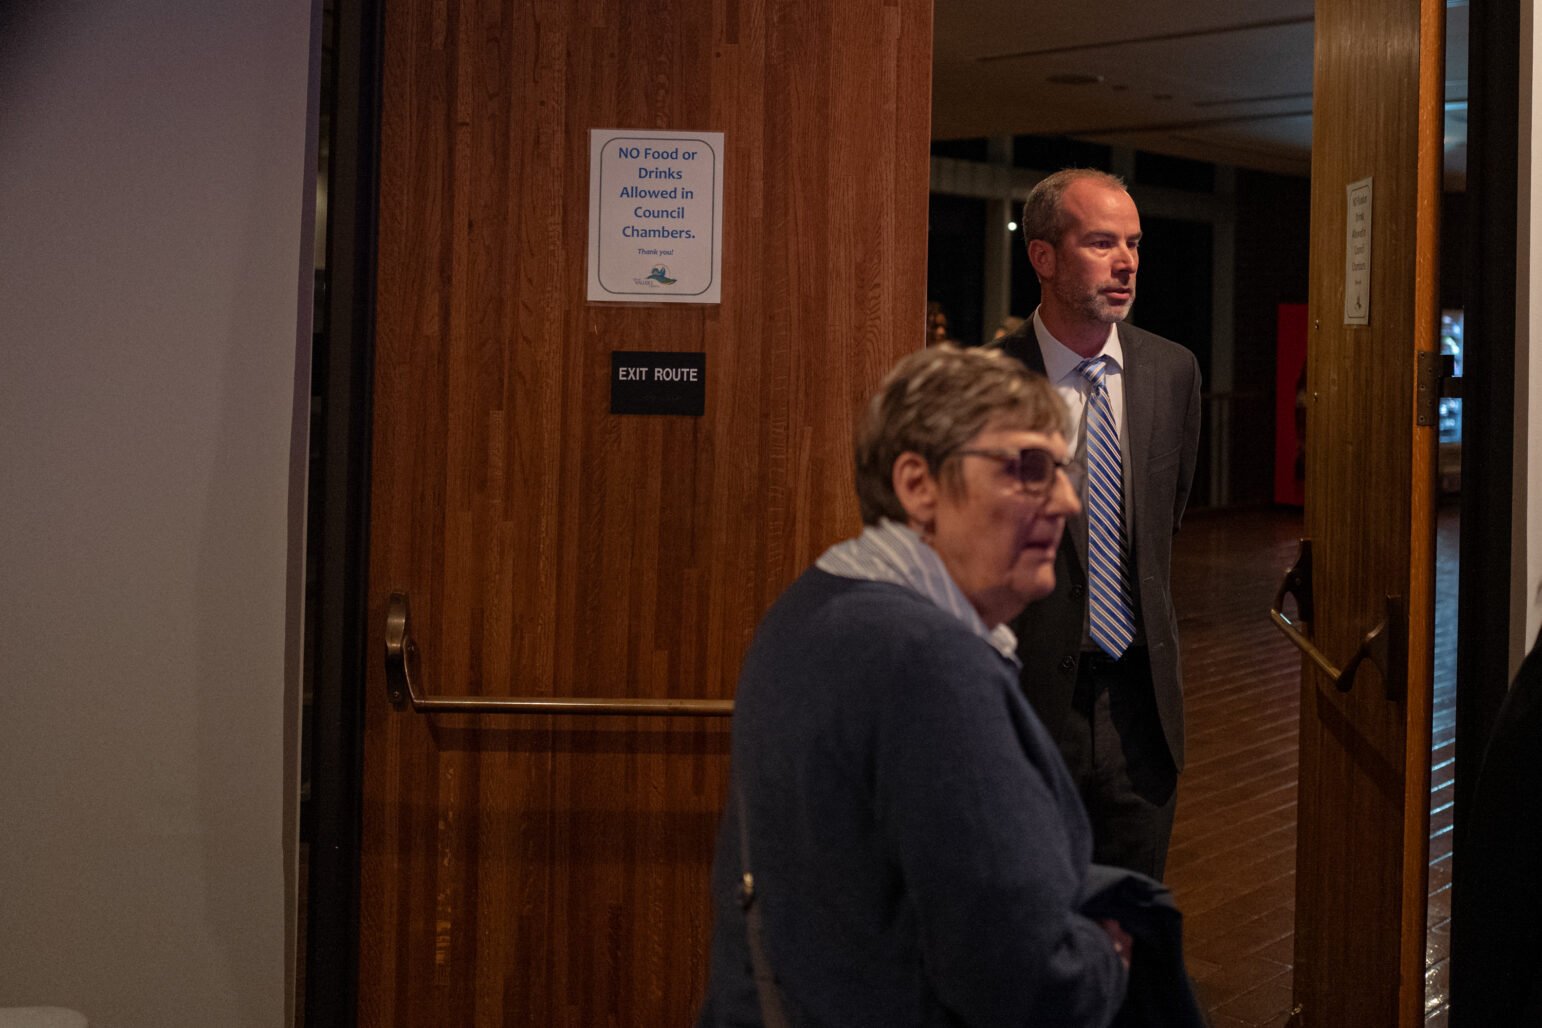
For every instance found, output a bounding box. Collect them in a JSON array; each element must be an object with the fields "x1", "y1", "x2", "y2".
[
  {"x1": 816, "y1": 518, "x2": 1021, "y2": 666},
  {"x1": 1032, "y1": 309, "x2": 1123, "y2": 384}
]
